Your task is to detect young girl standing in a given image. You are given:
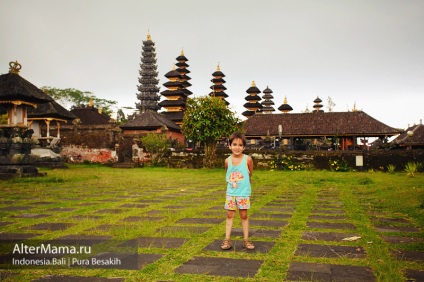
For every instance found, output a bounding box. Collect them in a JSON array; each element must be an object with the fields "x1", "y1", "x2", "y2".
[{"x1": 221, "y1": 132, "x2": 255, "y2": 250}]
